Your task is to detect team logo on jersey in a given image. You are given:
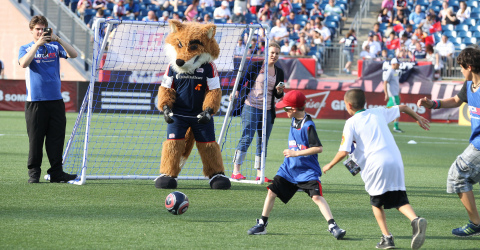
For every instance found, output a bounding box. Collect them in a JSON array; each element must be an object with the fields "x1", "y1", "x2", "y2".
[
  {"x1": 169, "y1": 133, "x2": 175, "y2": 139},
  {"x1": 196, "y1": 68, "x2": 204, "y2": 73},
  {"x1": 36, "y1": 60, "x2": 41, "y2": 63},
  {"x1": 340, "y1": 135, "x2": 345, "y2": 145},
  {"x1": 195, "y1": 84, "x2": 202, "y2": 91},
  {"x1": 469, "y1": 106, "x2": 480, "y2": 116}
]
